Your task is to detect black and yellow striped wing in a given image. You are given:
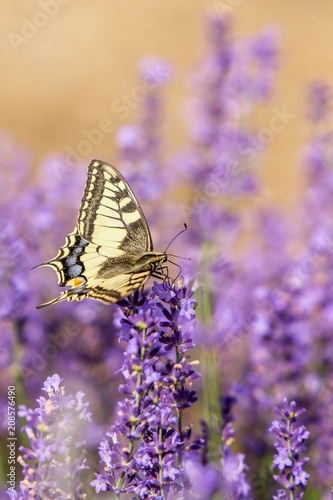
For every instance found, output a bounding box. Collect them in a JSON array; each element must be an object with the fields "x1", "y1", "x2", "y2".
[{"x1": 35, "y1": 160, "x2": 166, "y2": 308}]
